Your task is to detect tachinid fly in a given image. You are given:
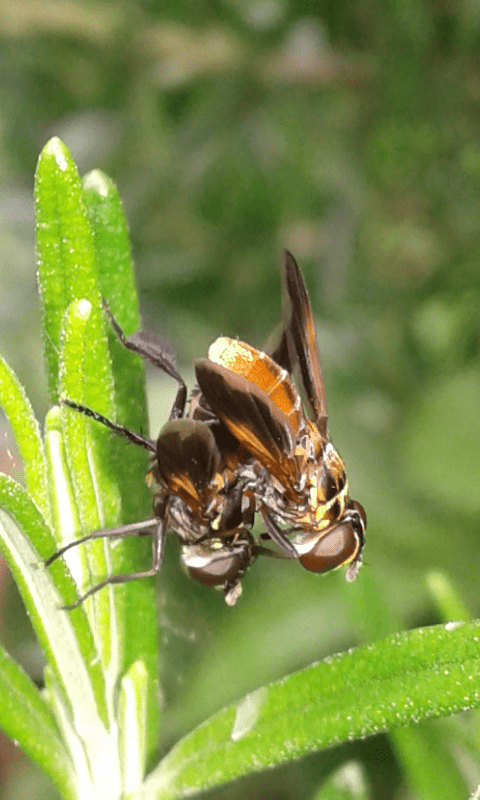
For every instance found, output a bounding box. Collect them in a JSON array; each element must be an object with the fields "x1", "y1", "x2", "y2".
[
  {"x1": 46, "y1": 304, "x2": 269, "y2": 607},
  {"x1": 195, "y1": 250, "x2": 366, "y2": 581}
]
